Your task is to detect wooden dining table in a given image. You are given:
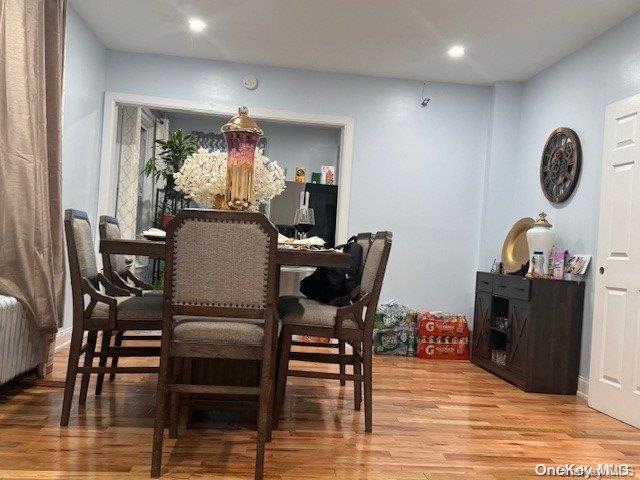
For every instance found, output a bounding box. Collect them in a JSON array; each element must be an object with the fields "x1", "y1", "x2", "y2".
[
  {"x1": 99, "y1": 238, "x2": 351, "y2": 268},
  {"x1": 98, "y1": 237, "x2": 349, "y2": 422}
]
